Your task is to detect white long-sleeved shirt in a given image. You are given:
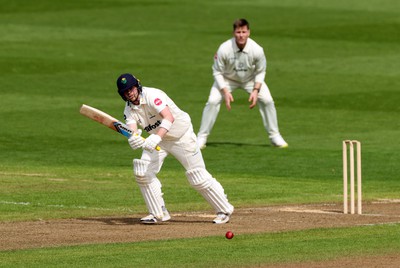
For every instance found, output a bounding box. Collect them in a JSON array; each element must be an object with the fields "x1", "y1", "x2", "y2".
[
  {"x1": 212, "y1": 37, "x2": 267, "y2": 89},
  {"x1": 124, "y1": 87, "x2": 191, "y2": 140}
]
